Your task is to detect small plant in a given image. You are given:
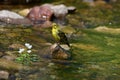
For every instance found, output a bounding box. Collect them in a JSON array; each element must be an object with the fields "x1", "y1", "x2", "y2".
[{"x1": 15, "y1": 43, "x2": 39, "y2": 65}]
